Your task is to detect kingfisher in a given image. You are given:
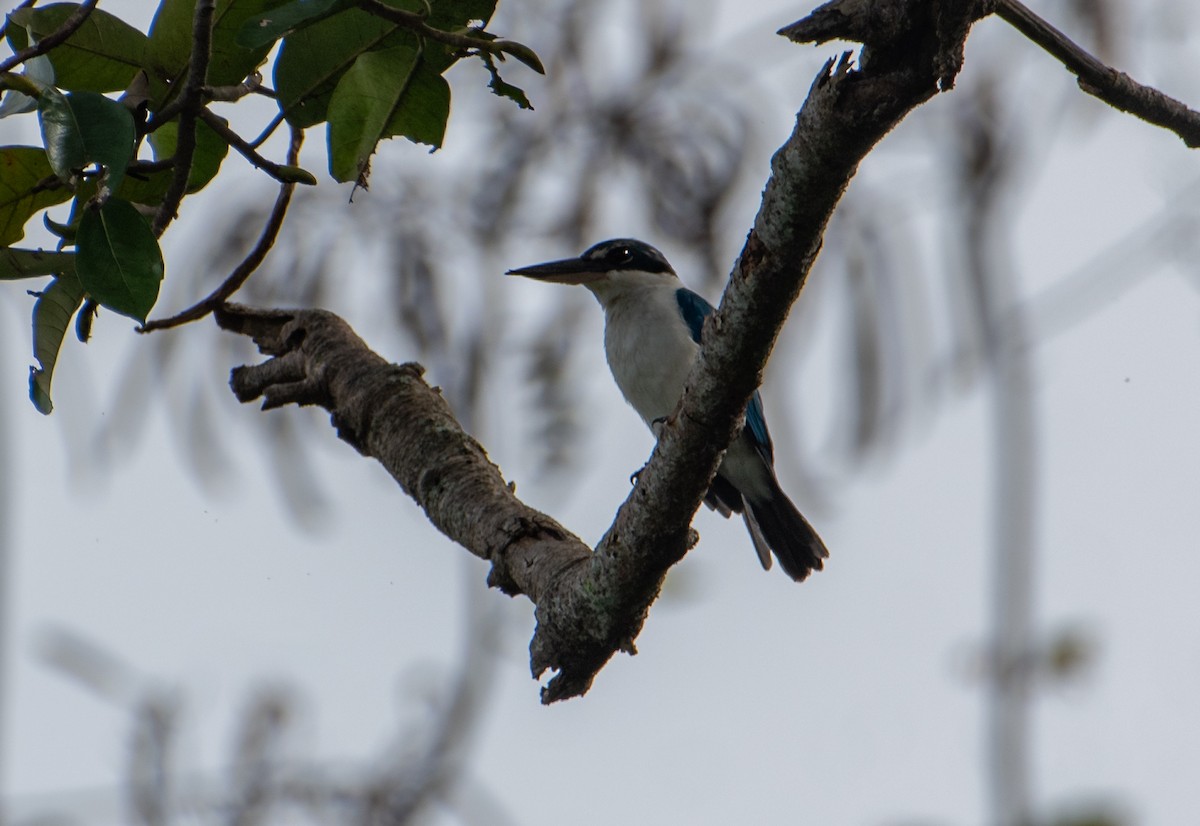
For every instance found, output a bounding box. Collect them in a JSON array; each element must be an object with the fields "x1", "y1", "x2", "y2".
[{"x1": 507, "y1": 238, "x2": 828, "y2": 581}]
